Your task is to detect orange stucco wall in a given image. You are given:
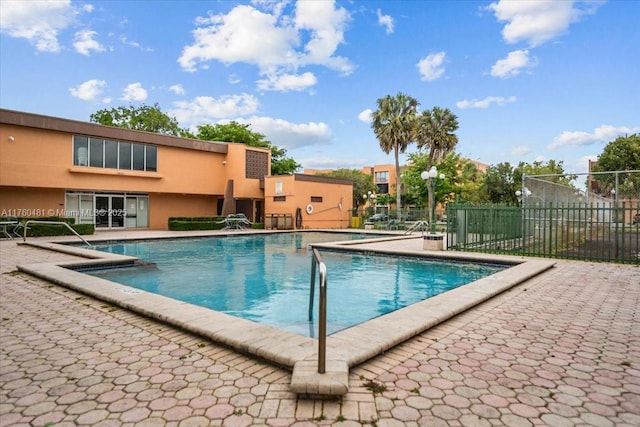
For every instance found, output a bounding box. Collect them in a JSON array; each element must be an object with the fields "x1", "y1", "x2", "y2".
[
  {"x1": 0, "y1": 187, "x2": 65, "y2": 217},
  {"x1": 149, "y1": 194, "x2": 218, "y2": 229},
  {"x1": 0, "y1": 119, "x2": 269, "y2": 229},
  {"x1": 264, "y1": 175, "x2": 352, "y2": 229},
  {"x1": 0, "y1": 125, "x2": 231, "y2": 195}
]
